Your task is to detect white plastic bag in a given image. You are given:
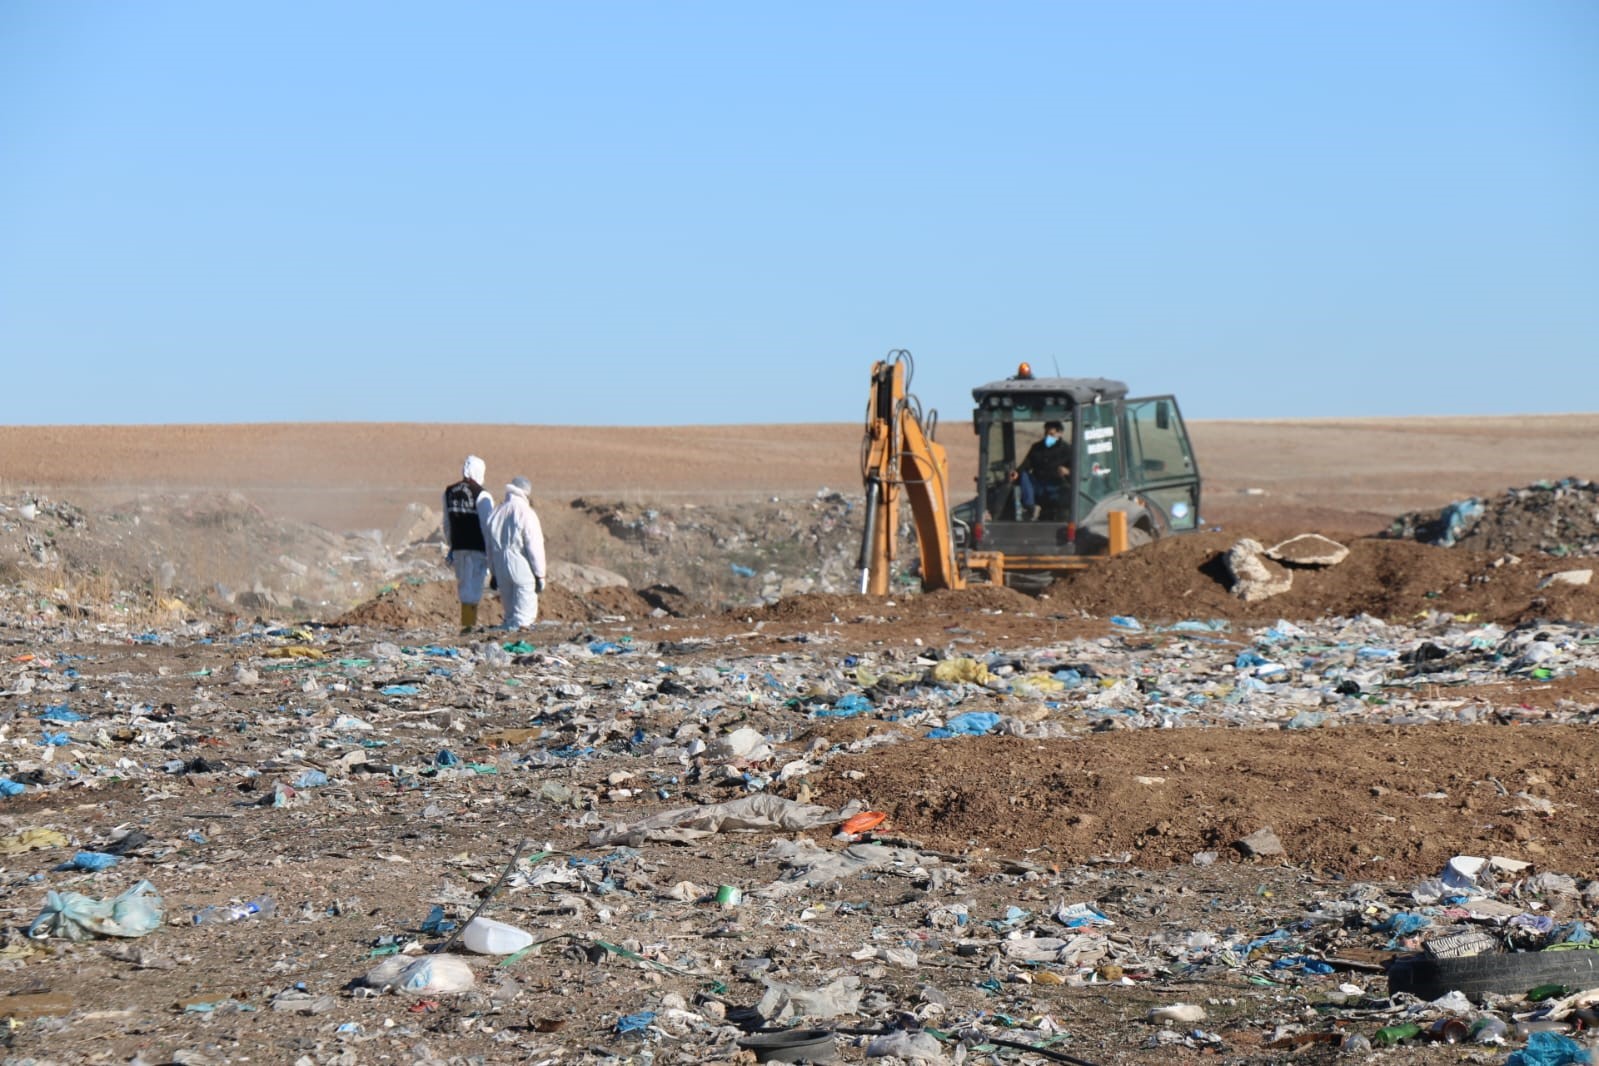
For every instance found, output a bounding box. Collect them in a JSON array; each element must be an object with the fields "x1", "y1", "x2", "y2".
[{"x1": 359, "y1": 954, "x2": 475, "y2": 994}]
